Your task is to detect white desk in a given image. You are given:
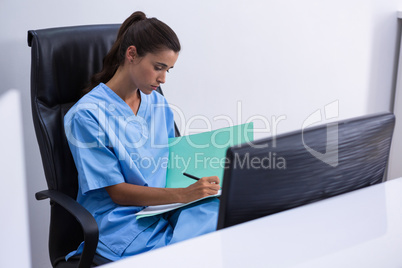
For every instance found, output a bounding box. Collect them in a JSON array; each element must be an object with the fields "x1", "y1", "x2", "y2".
[{"x1": 104, "y1": 178, "x2": 402, "y2": 268}]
